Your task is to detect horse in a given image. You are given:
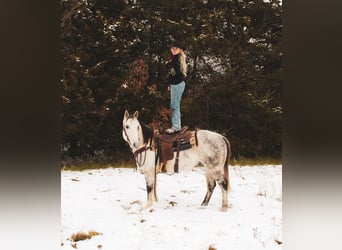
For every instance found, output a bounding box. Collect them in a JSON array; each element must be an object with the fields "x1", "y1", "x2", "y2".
[{"x1": 122, "y1": 110, "x2": 232, "y2": 211}]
